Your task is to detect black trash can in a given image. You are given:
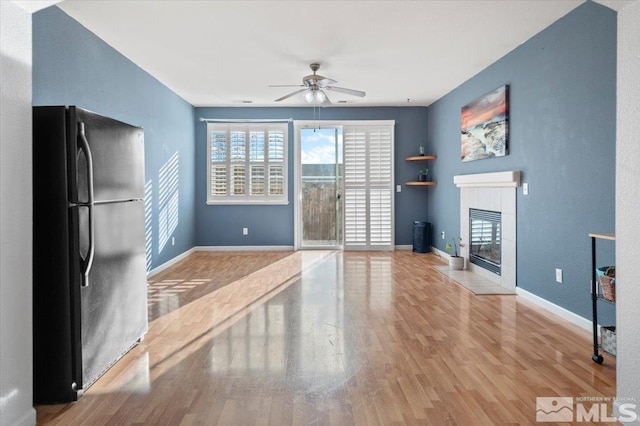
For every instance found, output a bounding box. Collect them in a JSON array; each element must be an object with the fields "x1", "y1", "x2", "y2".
[{"x1": 412, "y1": 221, "x2": 431, "y2": 253}]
